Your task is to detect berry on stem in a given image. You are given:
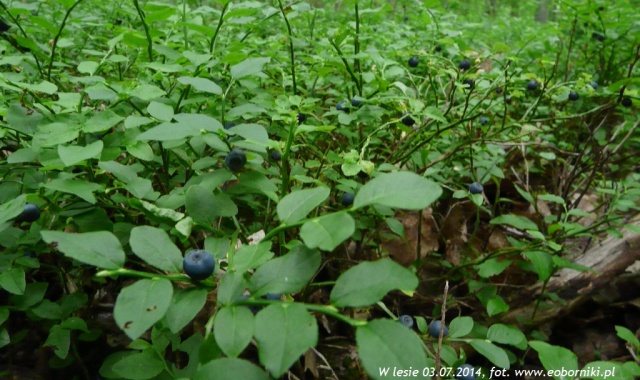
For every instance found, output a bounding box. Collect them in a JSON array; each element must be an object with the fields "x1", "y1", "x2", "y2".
[
  {"x1": 428, "y1": 320, "x2": 448, "y2": 338},
  {"x1": 398, "y1": 315, "x2": 414, "y2": 329},
  {"x1": 527, "y1": 80, "x2": 538, "y2": 91},
  {"x1": 20, "y1": 203, "x2": 40, "y2": 223},
  {"x1": 225, "y1": 149, "x2": 247, "y2": 172},
  {"x1": 469, "y1": 182, "x2": 484, "y2": 194},
  {"x1": 568, "y1": 91, "x2": 579, "y2": 101},
  {"x1": 459, "y1": 59, "x2": 471, "y2": 71},
  {"x1": 341, "y1": 192, "x2": 355, "y2": 206},
  {"x1": 183, "y1": 250, "x2": 215, "y2": 281},
  {"x1": 408, "y1": 57, "x2": 419, "y2": 68}
]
